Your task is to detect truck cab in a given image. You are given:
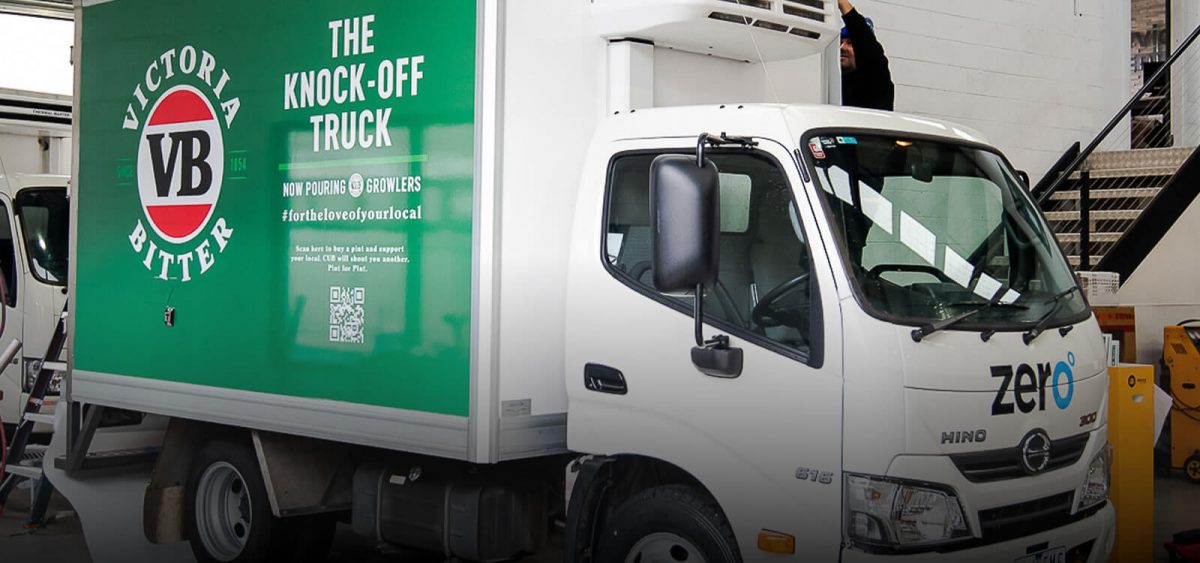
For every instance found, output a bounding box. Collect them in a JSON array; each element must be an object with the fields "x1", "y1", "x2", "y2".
[
  {"x1": 564, "y1": 105, "x2": 1114, "y2": 561},
  {"x1": 0, "y1": 173, "x2": 69, "y2": 436}
]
